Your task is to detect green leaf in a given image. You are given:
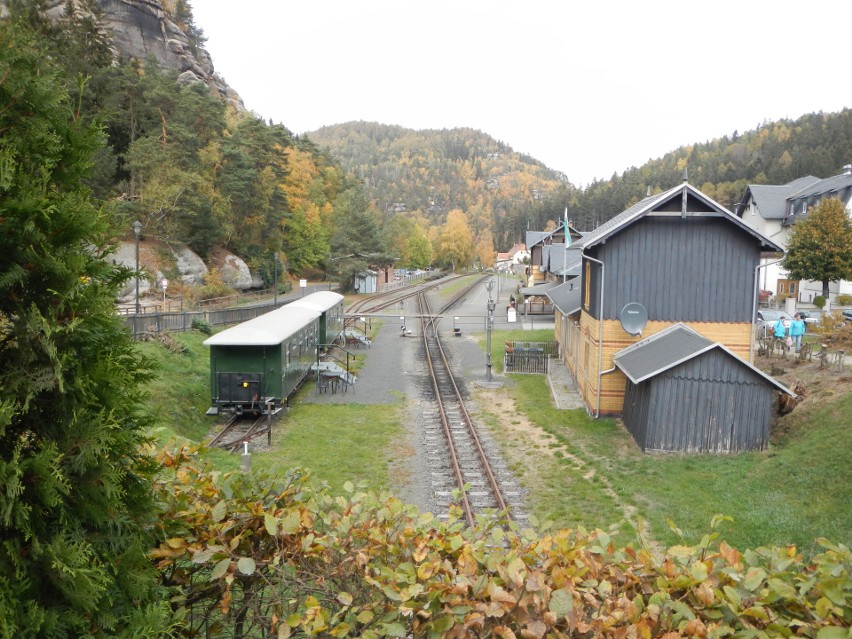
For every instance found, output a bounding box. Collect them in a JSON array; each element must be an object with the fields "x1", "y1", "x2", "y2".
[
  {"x1": 744, "y1": 567, "x2": 766, "y2": 591},
  {"x1": 237, "y1": 557, "x2": 256, "y2": 576},
  {"x1": 816, "y1": 628, "x2": 849, "y2": 639},
  {"x1": 264, "y1": 513, "x2": 278, "y2": 536},
  {"x1": 381, "y1": 622, "x2": 407, "y2": 638},
  {"x1": 211, "y1": 557, "x2": 230, "y2": 580},
  {"x1": 356, "y1": 610, "x2": 374, "y2": 624},
  {"x1": 549, "y1": 588, "x2": 574, "y2": 616},
  {"x1": 211, "y1": 500, "x2": 227, "y2": 523},
  {"x1": 336, "y1": 591, "x2": 353, "y2": 606},
  {"x1": 281, "y1": 510, "x2": 300, "y2": 535}
]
